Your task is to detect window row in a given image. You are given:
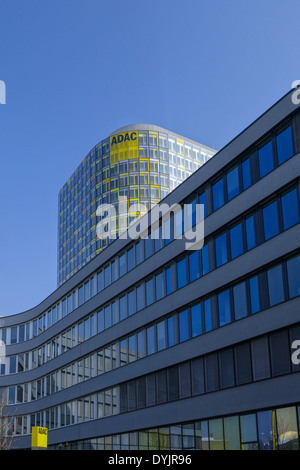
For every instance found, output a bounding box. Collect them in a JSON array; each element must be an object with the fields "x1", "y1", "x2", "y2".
[
  {"x1": 2, "y1": 123, "x2": 297, "y2": 345},
  {"x1": 3, "y1": 251, "x2": 300, "y2": 379},
  {"x1": 49, "y1": 404, "x2": 300, "y2": 451},
  {"x1": 7, "y1": 322, "x2": 300, "y2": 438}
]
